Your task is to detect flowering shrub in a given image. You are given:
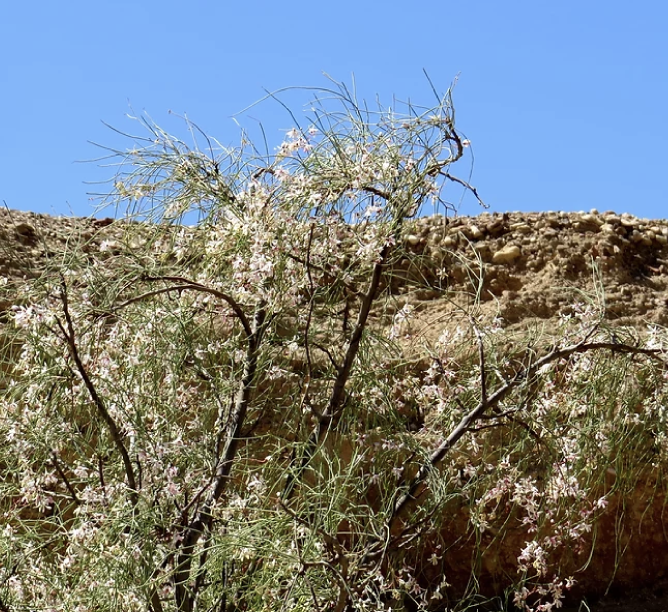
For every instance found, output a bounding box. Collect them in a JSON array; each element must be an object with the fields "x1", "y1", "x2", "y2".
[{"x1": 1, "y1": 80, "x2": 668, "y2": 612}]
